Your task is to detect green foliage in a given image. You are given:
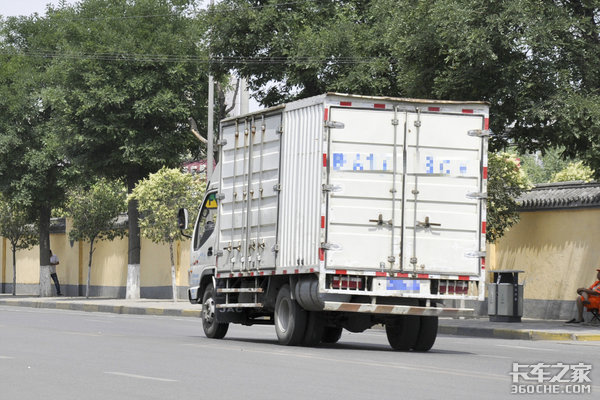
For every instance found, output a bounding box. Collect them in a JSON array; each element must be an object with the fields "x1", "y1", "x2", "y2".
[
  {"x1": 0, "y1": 194, "x2": 38, "y2": 251},
  {"x1": 130, "y1": 167, "x2": 205, "y2": 244},
  {"x1": 43, "y1": 0, "x2": 209, "y2": 181},
  {"x1": 66, "y1": 178, "x2": 127, "y2": 244},
  {"x1": 210, "y1": 1, "x2": 600, "y2": 182},
  {"x1": 552, "y1": 162, "x2": 595, "y2": 183},
  {"x1": 487, "y1": 152, "x2": 531, "y2": 243}
]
